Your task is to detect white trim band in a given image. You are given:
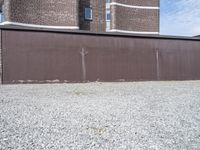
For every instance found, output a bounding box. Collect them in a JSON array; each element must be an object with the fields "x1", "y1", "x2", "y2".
[
  {"x1": 109, "y1": 29, "x2": 159, "y2": 34},
  {"x1": 110, "y1": 2, "x2": 159, "y2": 10},
  {"x1": 0, "y1": 21, "x2": 80, "y2": 29}
]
